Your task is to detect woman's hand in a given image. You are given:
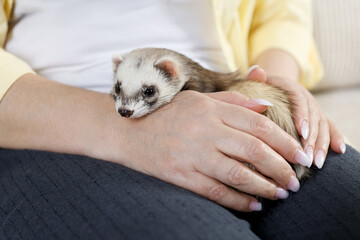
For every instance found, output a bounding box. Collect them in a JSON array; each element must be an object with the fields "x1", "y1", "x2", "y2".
[
  {"x1": 247, "y1": 66, "x2": 346, "y2": 169},
  {"x1": 267, "y1": 76, "x2": 345, "y2": 169},
  {"x1": 0, "y1": 73, "x2": 309, "y2": 213},
  {"x1": 106, "y1": 90, "x2": 310, "y2": 212}
]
